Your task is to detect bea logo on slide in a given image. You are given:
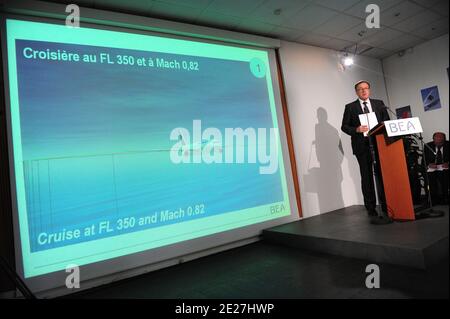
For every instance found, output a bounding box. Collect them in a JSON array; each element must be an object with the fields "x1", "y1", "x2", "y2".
[{"x1": 170, "y1": 120, "x2": 279, "y2": 175}]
